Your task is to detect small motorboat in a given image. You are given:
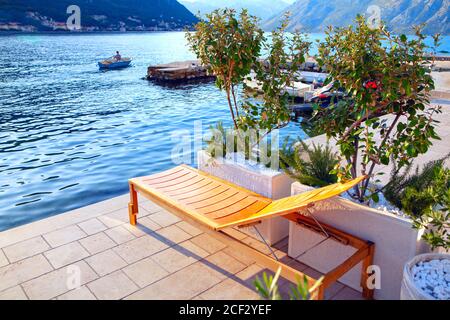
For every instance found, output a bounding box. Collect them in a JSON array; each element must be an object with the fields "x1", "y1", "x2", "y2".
[
  {"x1": 98, "y1": 57, "x2": 132, "y2": 69},
  {"x1": 244, "y1": 72, "x2": 313, "y2": 99}
]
